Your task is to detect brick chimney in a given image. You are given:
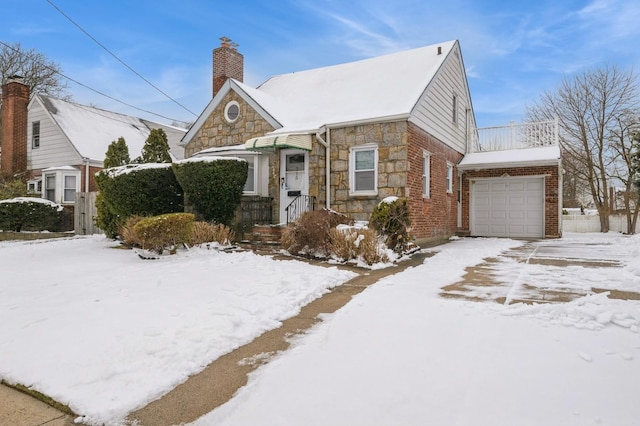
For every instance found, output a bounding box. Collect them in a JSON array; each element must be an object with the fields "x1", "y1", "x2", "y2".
[
  {"x1": 1, "y1": 76, "x2": 30, "y2": 180},
  {"x1": 212, "y1": 36, "x2": 243, "y2": 97}
]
